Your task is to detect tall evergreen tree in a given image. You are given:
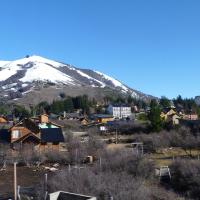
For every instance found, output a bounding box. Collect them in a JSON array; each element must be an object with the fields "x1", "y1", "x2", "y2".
[{"x1": 148, "y1": 100, "x2": 163, "y2": 132}]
